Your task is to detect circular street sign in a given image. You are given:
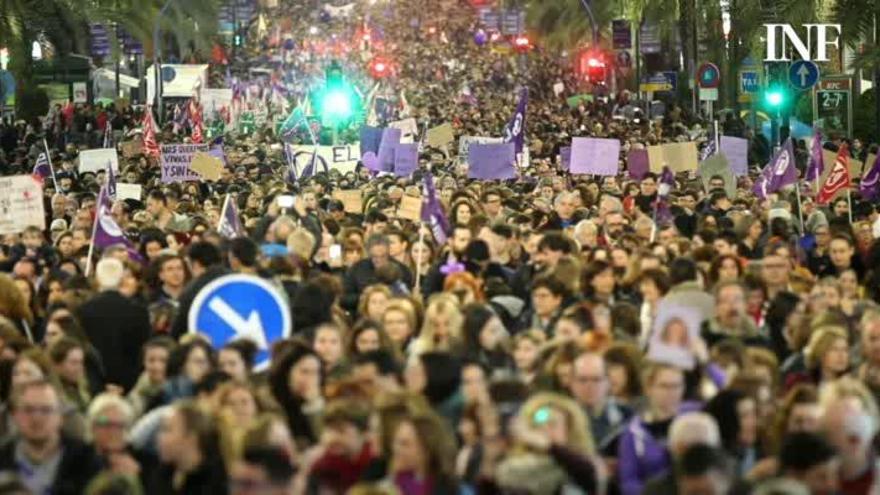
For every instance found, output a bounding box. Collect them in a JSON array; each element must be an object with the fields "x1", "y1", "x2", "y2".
[{"x1": 697, "y1": 63, "x2": 720, "y2": 89}]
